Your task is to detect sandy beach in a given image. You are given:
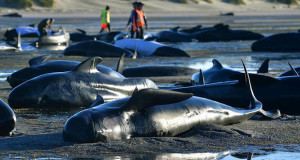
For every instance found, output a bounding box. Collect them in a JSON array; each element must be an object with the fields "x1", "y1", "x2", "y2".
[
  {"x1": 0, "y1": 0, "x2": 299, "y2": 159},
  {"x1": 0, "y1": 51, "x2": 299, "y2": 159},
  {"x1": 0, "y1": 0, "x2": 299, "y2": 17}
]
